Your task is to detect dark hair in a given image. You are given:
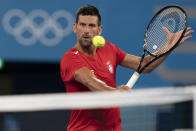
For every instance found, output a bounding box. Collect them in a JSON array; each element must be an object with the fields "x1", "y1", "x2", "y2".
[{"x1": 76, "y1": 5, "x2": 101, "y2": 26}]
